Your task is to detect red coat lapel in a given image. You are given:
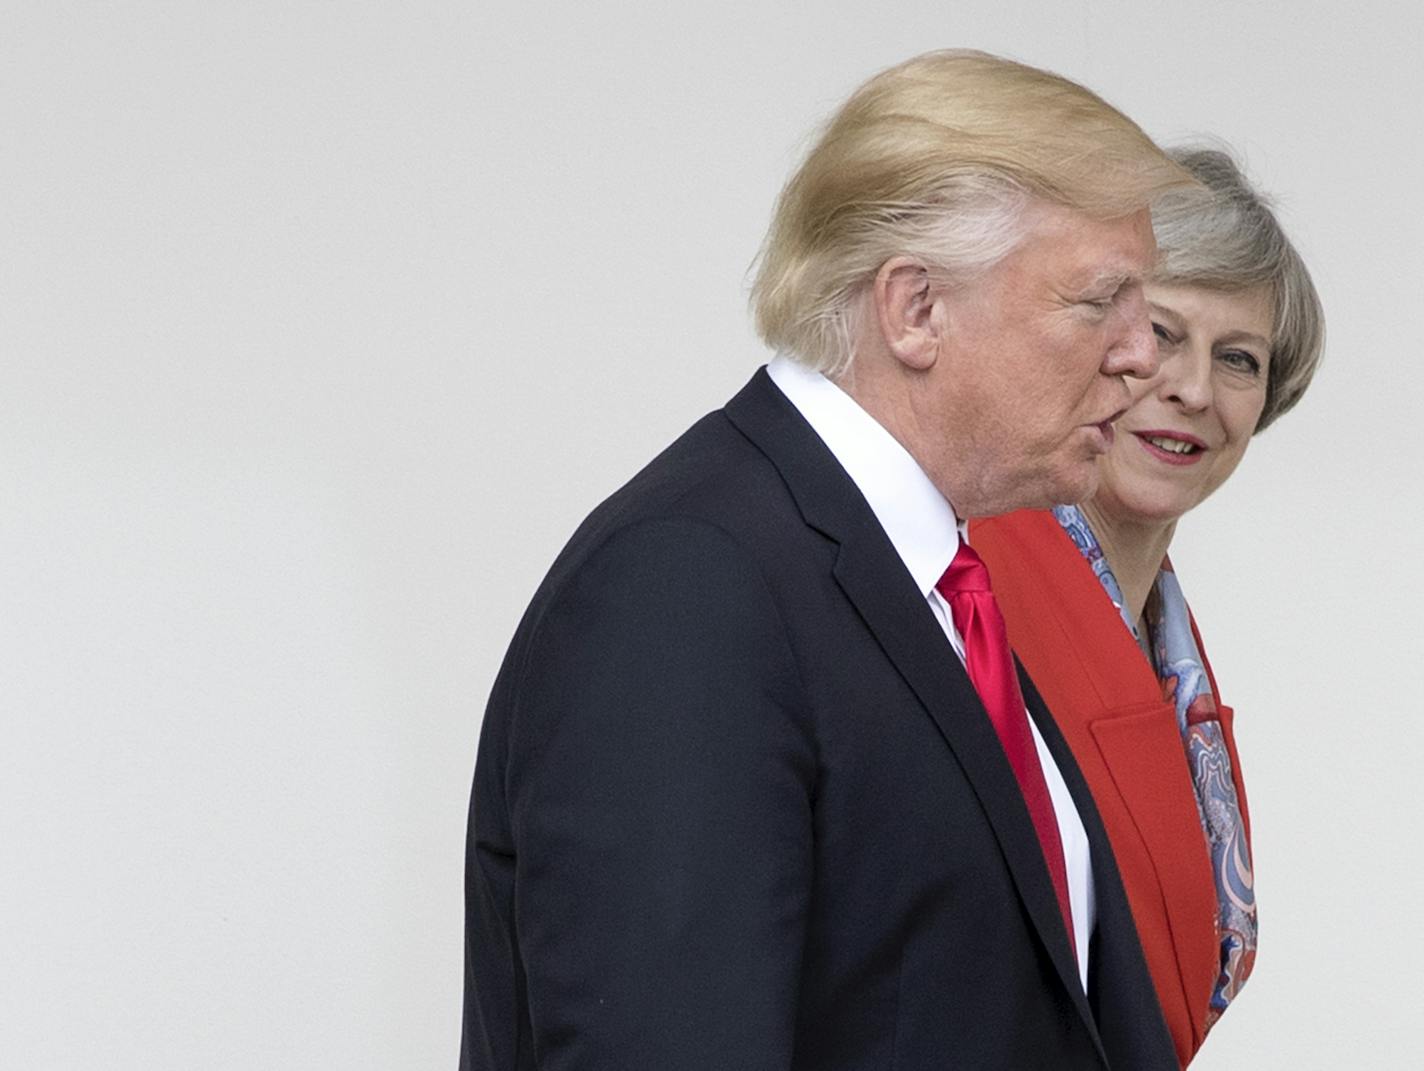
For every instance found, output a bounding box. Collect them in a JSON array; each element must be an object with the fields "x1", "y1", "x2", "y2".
[{"x1": 971, "y1": 508, "x2": 1247, "y2": 1068}]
